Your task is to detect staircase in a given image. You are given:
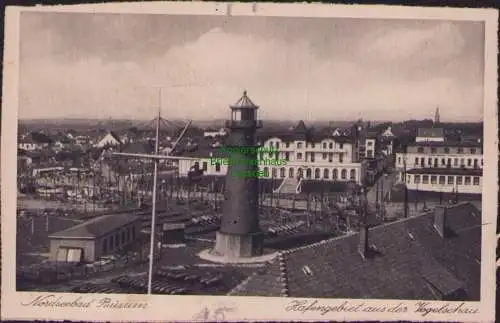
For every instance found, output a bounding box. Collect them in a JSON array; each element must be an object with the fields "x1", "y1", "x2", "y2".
[{"x1": 274, "y1": 177, "x2": 301, "y2": 194}]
